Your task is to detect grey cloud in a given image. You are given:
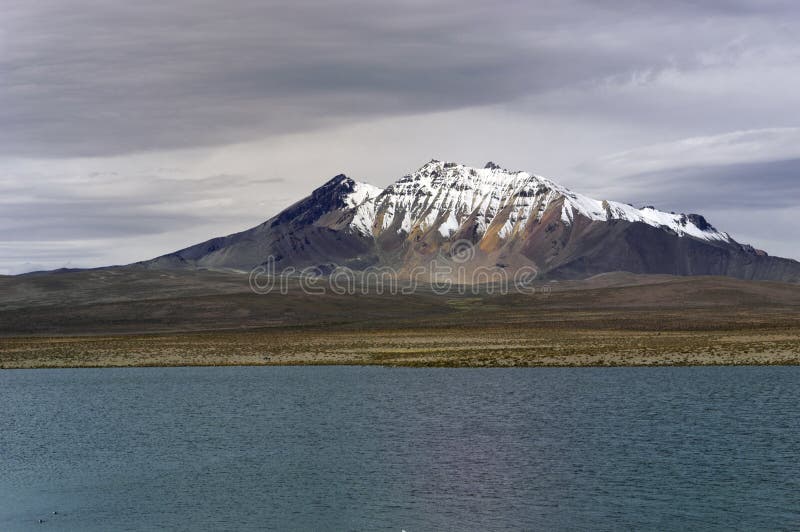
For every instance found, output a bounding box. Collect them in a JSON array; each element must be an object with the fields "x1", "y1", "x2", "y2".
[
  {"x1": 4, "y1": 0, "x2": 799, "y2": 157},
  {"x1": 0, "y1": 243, "x2": 108, "y2": 275},
  {"x1": 611, "y1": 158, "x2": 800, "y2": 212},
  {"x1": 0, "y1": 204, "x2": 206, "y2": 240},
  {"x1": 0, "y1": 171, "x2": 281, "y2": 240}
]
